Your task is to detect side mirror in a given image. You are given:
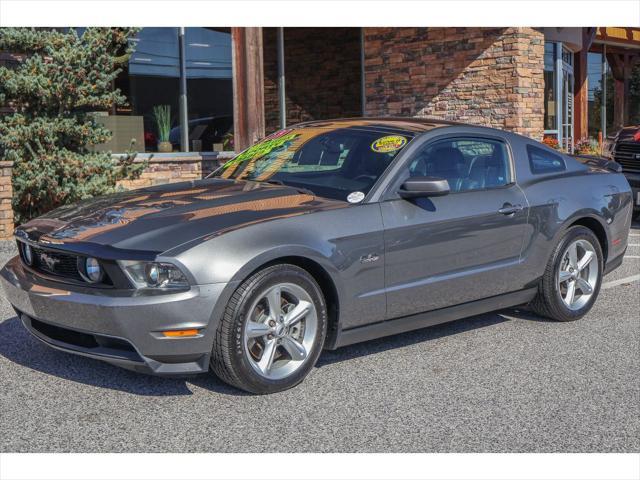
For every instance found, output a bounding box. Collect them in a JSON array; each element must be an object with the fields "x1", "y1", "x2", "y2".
[{"x1": 398, "y1": 176, "x2": 450, "y2": 199}]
